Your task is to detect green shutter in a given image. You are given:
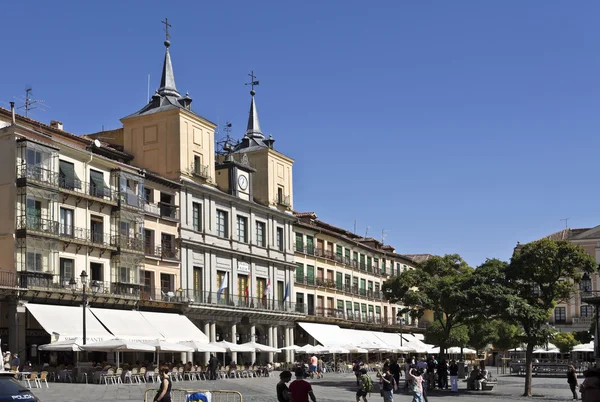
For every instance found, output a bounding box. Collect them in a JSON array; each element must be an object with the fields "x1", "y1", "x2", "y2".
[
  {"x1": 337, "y1": 300, "x2": 344, "y2": 310},
  {"x1": 307, "y1": 265, "x2": 315, "y2": 285},
  {"x1": 360, "y1": 279, "x2": 366, "y2": 296},
  {"x1": 367, "y1": 257, "x2": 372, "y2": 272},
  {"x1": 376, "y1": 306, "x2": 381, "y2": 314},
  {"x1": 346, "y1": 301, "x2": 352, "y2": 311},
  {"x1": 382, "y1": 259, "x2": 386, "y2": 274},
  {"x1": 361, "y1": 303, "x2": 367, "y2": 312},
  {"x1": 345, "y1": 249, "x2": 351, "y2": 264},
  {"x1": 59, "y1": 160, "x2": 79, "y2": 190},
  {"x1": 89, "y1": 170, "x2": 105, "y2": 197},
  {"x1": 295, "y1": 233, "x2": 303, "y2": 251},
  {"x1": 336, "y1": 272, "x2": 342, "y2": 290},
  {"x1": 336, "y1": 245, "x2": 342, "y2": 259},
  {"x1": 306, "y1": 236, "x2": 314, "y2": 254},
  {"x1": 295, "y1": 263, "x2": 304, "y2": 282},
  {"x1": 360, "y1": 254, "x2": 365, "y2": 270}
]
